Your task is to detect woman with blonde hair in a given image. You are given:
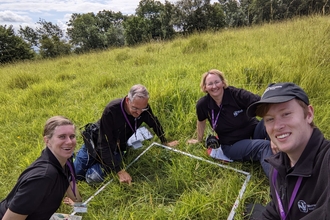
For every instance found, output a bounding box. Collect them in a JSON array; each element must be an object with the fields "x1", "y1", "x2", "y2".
[
  {"x1": 0, "y1": 116, "x2": 82, "y2": 220},
  {"x1": 188, "y1": 69, "x2": 273, "y2": 177}
]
